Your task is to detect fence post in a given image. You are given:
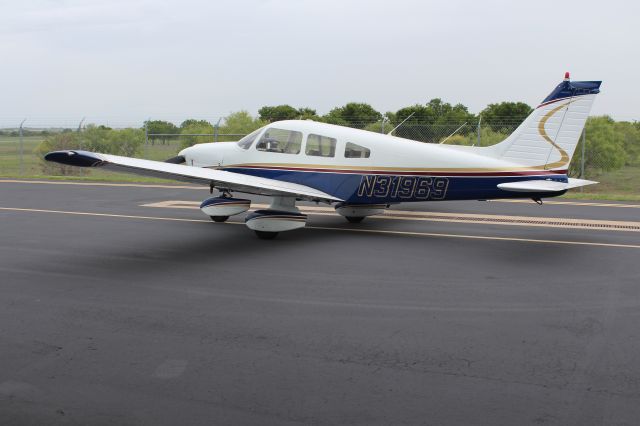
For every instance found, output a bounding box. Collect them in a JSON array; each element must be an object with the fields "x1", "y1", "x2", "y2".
[
  {"x1": 476, "y1": 116, "x2": 481, "y2": 147},
  {"x1": 77, "y1": 118, "x2": 85, "y2": 176},
  {"x1": 580, "y1": 127, "x2": 586, "y2": 192},
  {"x1": 214, "y1": 118, "x2": 222, "y2": 142},
  {"x1": 381, "y1": 118, "x2": 386, "y2": 134},
  {"x1": 144, "y1": 119, "x2": 149, "y2": 159},
  {"x1": 581, "y1": 127, "x2": 586, "y2": 178},
  {"x1": 19, "y1": 119, "x2": 26, "y2": 175}
]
